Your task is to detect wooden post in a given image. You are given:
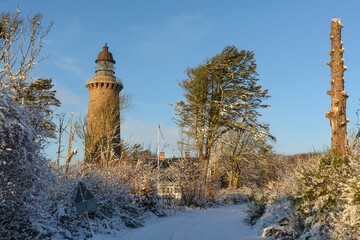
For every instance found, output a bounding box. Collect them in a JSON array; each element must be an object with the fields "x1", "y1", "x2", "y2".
[{"x1": 326, "y1": 18, "x2": 349, "y2": 156}]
